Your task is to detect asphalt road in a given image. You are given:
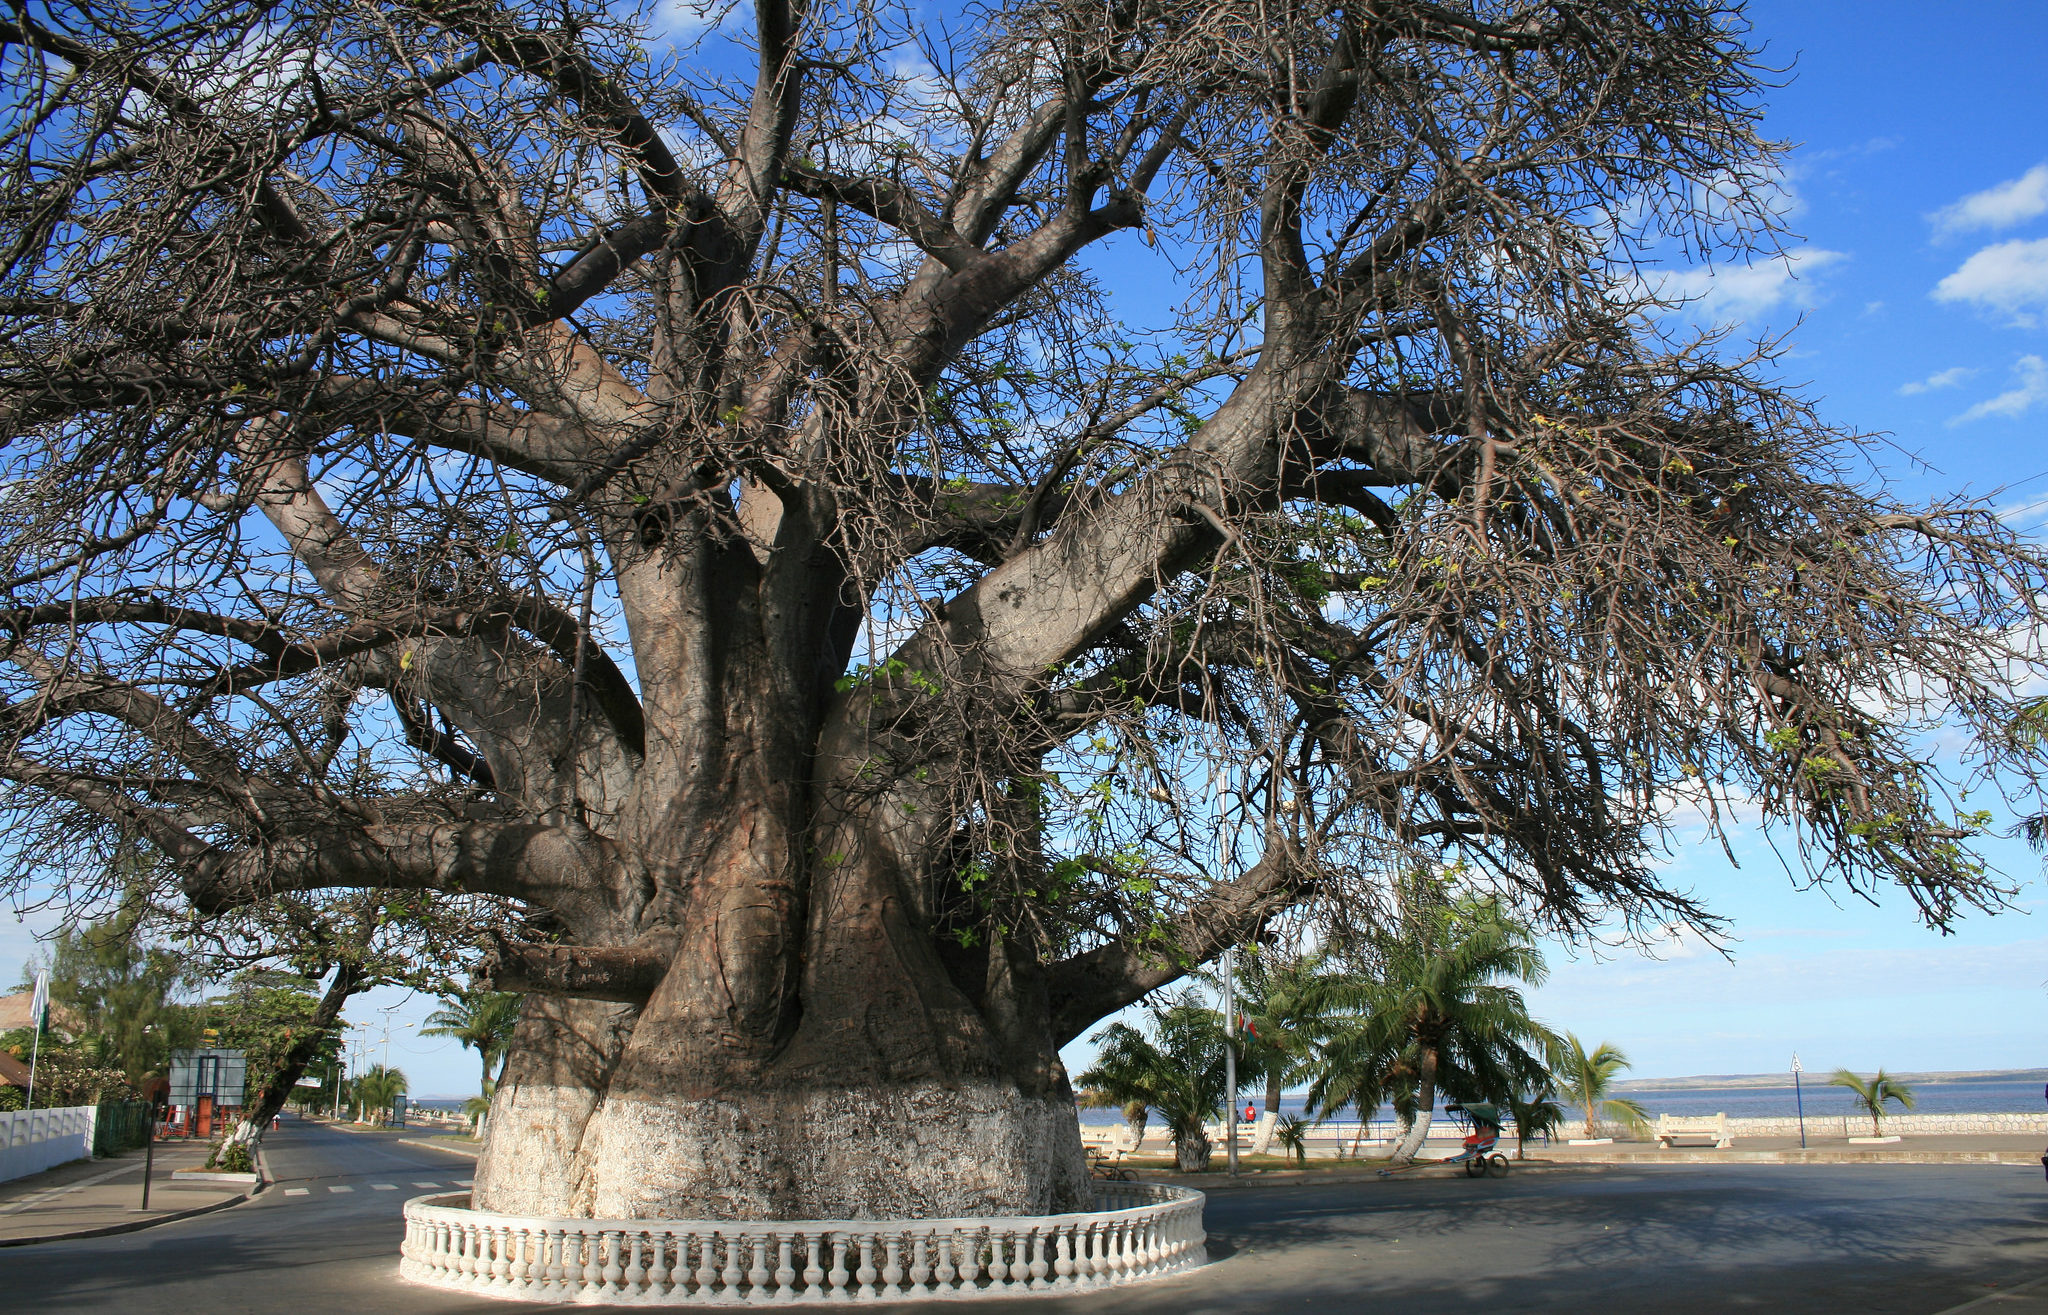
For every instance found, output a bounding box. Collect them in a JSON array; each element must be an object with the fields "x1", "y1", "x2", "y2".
[{"x1": 2, "y1": 1120, "x2": 2045, "y2": 1313}]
